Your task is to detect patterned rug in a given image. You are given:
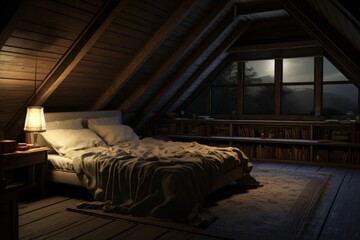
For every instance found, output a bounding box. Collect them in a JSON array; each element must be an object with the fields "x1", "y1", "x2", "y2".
[{"x1": 67, "y1": 167, "x2": 329, "y2": 240}]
